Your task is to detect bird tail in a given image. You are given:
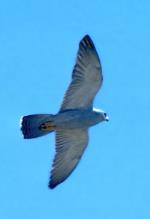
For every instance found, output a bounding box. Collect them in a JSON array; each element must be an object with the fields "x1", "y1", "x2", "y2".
[{"x1": 20, "y1": 114, "x2": 56, "y2": 139}]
